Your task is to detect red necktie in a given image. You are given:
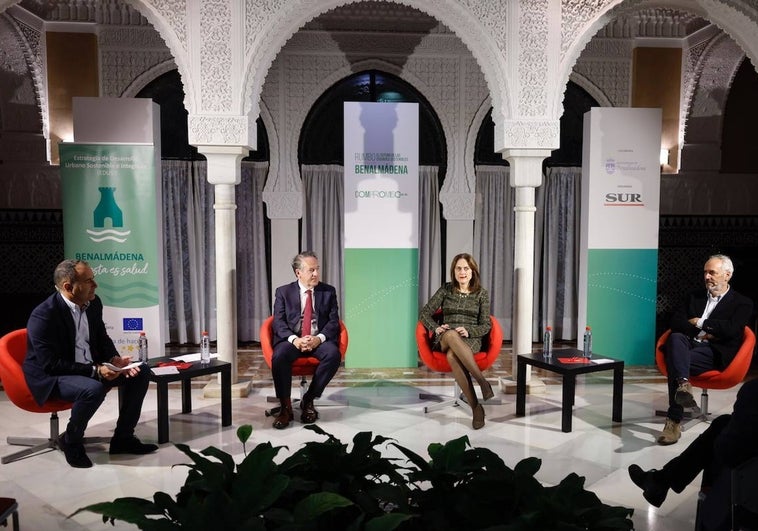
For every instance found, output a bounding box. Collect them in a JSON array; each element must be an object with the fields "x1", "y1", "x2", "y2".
[{"x1": 302, "y1": 289, "x2": 313, "y2": 336}]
